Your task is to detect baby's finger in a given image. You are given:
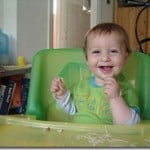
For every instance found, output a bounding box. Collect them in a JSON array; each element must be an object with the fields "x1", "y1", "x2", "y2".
[
  {"x1": 50, "y1": 84, "x2": 59, "y2": 92},
  {"x1": 104, "y1": 77, "x2": 117, "y2": 85},
  {"x1": 58, "y1": 78, "x2": 66, "y2": 89},
  {"x1": 104, "y1": 76, "x2": 115, "y2": 82}
]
